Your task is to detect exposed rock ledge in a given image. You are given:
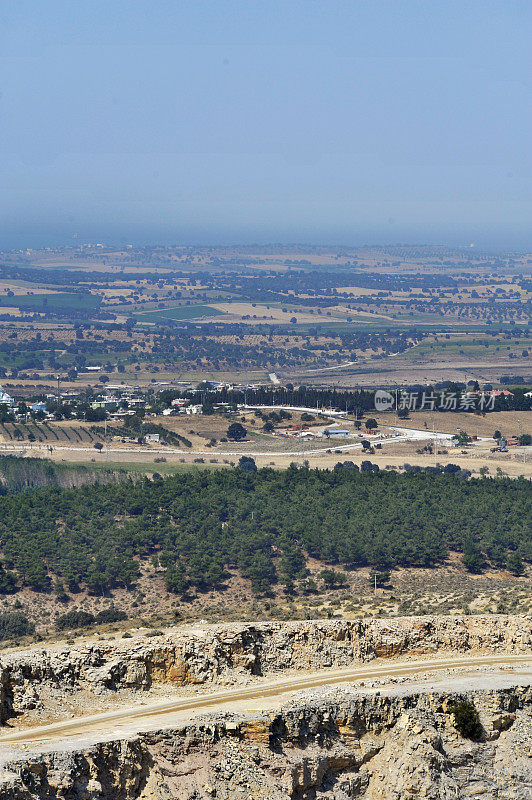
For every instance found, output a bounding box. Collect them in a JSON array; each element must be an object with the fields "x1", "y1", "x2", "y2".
[
  {"x1": 0, "y1": 684, "x2": 530, "y2": 799},
  {"x1": 0, "y1": 615, "x2": 530, "y2": 724}
]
